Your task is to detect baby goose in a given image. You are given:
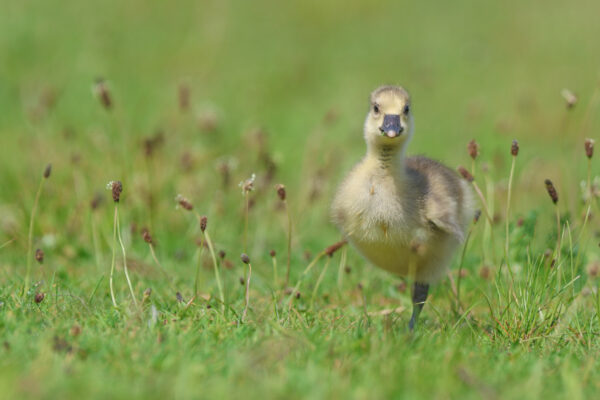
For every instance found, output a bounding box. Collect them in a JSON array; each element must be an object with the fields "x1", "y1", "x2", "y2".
[{"x1": 332, "y1": 85, "x2": 474, "y2": 329}]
